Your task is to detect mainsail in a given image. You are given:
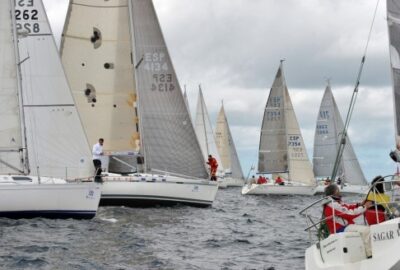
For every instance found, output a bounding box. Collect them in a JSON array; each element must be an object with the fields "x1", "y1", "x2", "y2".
[
  {"x1": 0, "y1": 0, "x2": 92, "y2": 178},
  {"x1": 194, "y1": 87, "x2": 224, "y2": 173},
  {"x1": 215, "y1": 104, "x2": 244, "y2": 179},
  {"x1": 258, "y1": 63, "x2": 315, "y2": 185},
  {"x1": 313, "y1": 85, "x2": 366, "y2": 185},
  {"x1": 61, "y1": 0, "x2": 208, "y2": 178},
  {"x1": 388, "y1": 0, "x2": 400, "y2": 148}
]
